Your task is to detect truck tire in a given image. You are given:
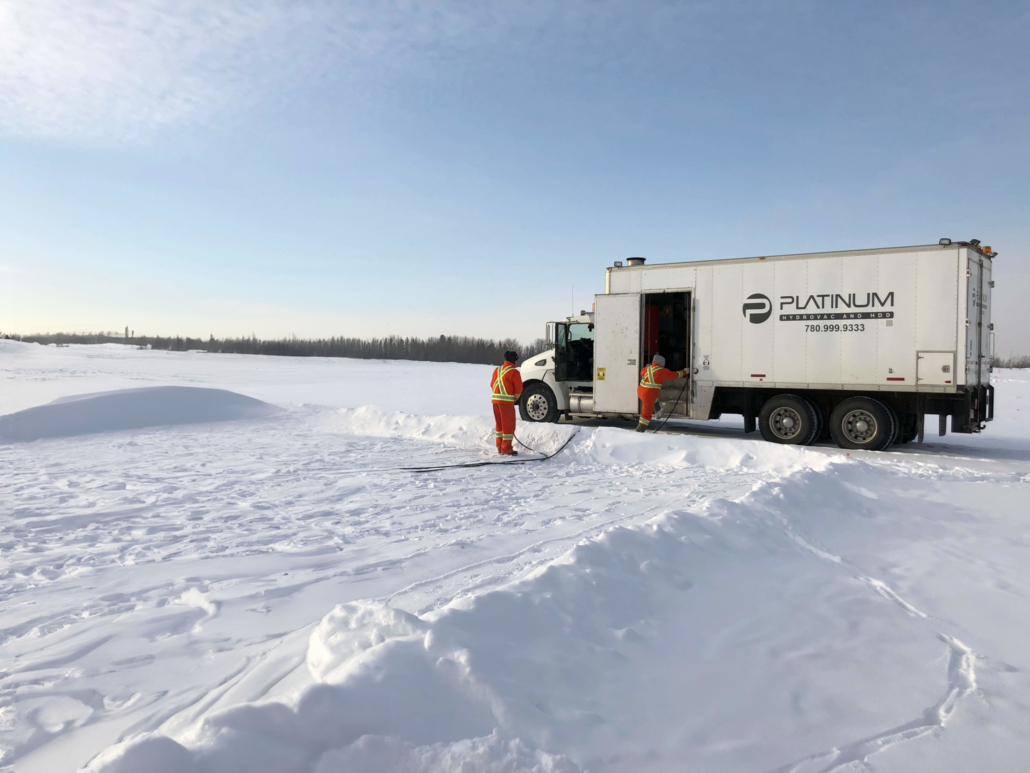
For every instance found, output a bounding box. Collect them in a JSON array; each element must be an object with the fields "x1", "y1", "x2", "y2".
[
  {"x1": 807, "y1": 397, "x2": 824, "y2": 444},
  {"x1": 829, "y1": 397, "x2": 895, "y2": 451},
  {"x1": 758, "y1": 394, "x2": 820, "y2": 446},
  {"x1": 519, "y1": 383, "x2": 558, "y2": 423},
  {"x1": 883, "y1": 405, "x2": 900, "y2": 450},
  {"x1": 896, "y1": 411, "x2": 918, "y2": 444}
]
